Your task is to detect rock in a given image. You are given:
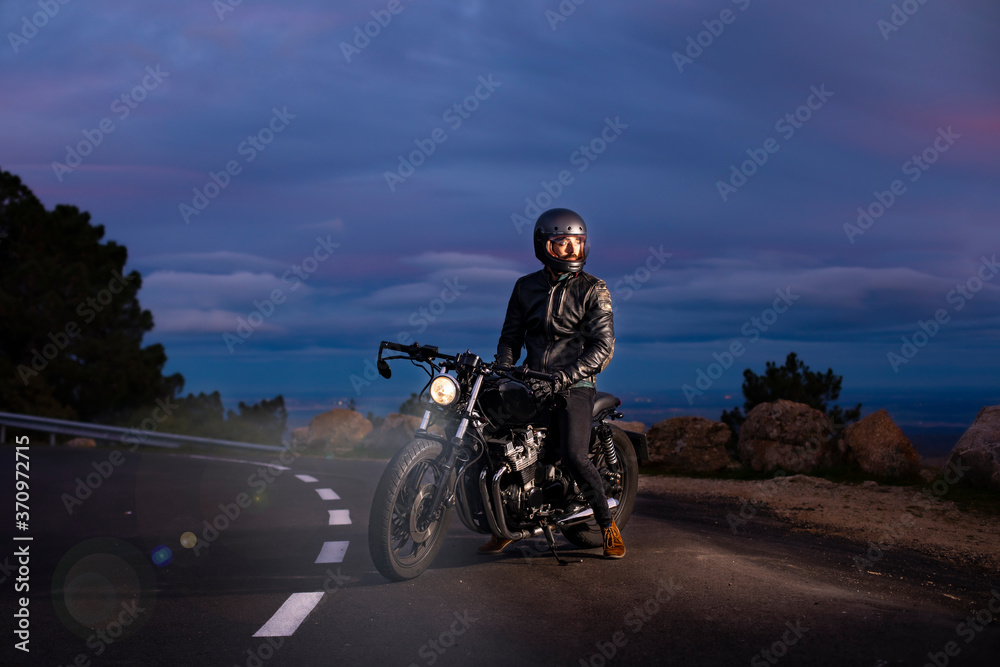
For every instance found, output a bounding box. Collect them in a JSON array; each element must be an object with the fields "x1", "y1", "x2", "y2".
[
  {"x1": 361, "y1": 413, "x2": 444, "y2": 452},
  {"x1": 289, "y1": 427, "x2": 309, "y2": 449},
  {"x1": 646, "y1": 416, "x2": 734, "y2": 473},
  {"x1": 738, "y1": 400, "x2": 835, "y2": 474},
  {"x1": 306, "y1": 409, "x2": 373, "y2": 454},
  {"x1": 945, "y1": 405, "x2": 1000, "y2": 491},
  {"x1": 614, "y1": 421, "x2": 646, "y2": 434},
  {"x1": 840, "y1": 409, "x2": 920, "y2": 480},
  {"x1": 66, "y1": 437, "x2": 96, "y2": 448}
]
